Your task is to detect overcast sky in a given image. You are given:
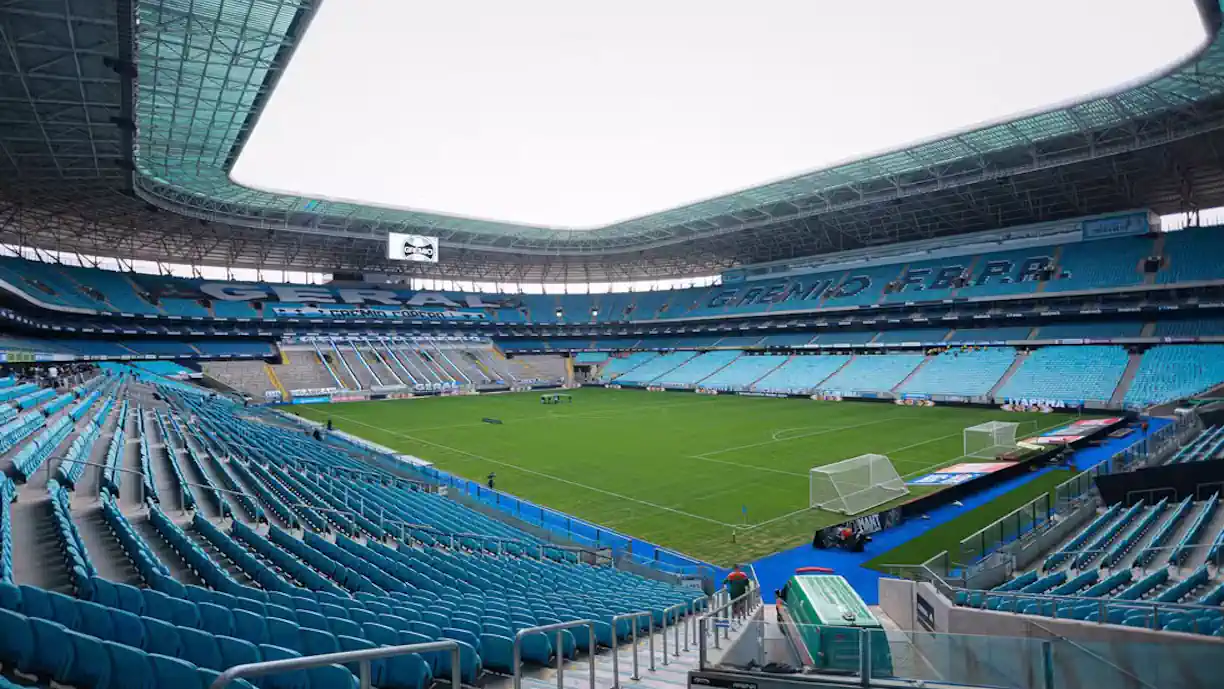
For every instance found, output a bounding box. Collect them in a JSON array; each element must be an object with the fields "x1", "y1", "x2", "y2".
[{"x1": 232, "y1": 0, "x2": 1207, "y2": 229}]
